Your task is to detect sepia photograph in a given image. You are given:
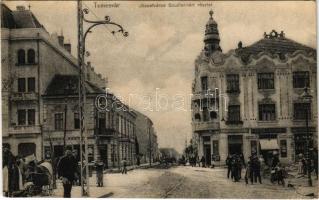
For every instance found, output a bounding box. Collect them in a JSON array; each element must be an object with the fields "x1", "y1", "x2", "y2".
[{"x1": 1, "y1": 0, "x2": 318, "y2": 198}]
